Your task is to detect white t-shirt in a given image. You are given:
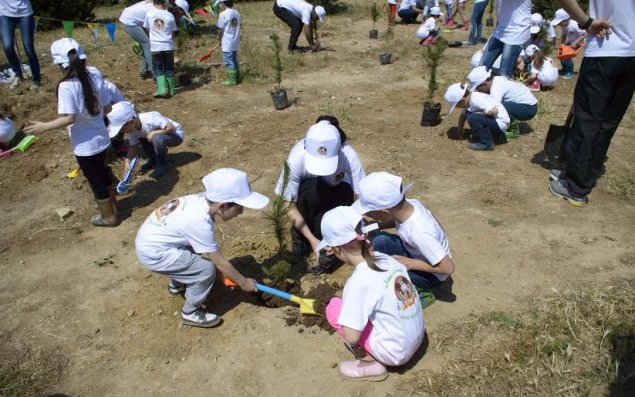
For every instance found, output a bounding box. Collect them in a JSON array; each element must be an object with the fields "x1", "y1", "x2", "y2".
[
  {"x1": 143, "y1": 8, "x2": 177, "y2": 52},
  {"x1": 468, "y1": 92, "x2": 510, "y2": 131},
  {"x1": 217, "y1": 8, "x2": 241, "y2": 52},
  {"x1": 58, "y1": 70, "x2": 112, "y2": 157},
  {"x1": 395, "y1": 199, "x2": 451, "y2": 281},
  {"x1": 561, "y1": 20, "x2": 585, "y2": 45},
  {"x1": 417, "y1": 16, "x2": 437, "y2": 39},
  {"x1": 129, "y1": 111, "x2": 185, "y2": 145},
  {"x1": 490, "y1": 76, "x2": 537, "y2": 106},
  {"x1": 276, "y1": 0, "x2": 314, "y2": 25},
  {"x1": 493, "y1": 0, "x2": 531, "y2": 45},
  {"x1": 398, "y1": 0, "x2": 418, "y2": 12},
  {"x1": 546, "y1": 21, "x2": 557, "y2": 39},
  {"x1": 388, "y1": 0, "x2": 398, "y2": 6},
  {"x1": 136, "y1": 194, "x2": 218, "y2": 269},
  {"x1": 423, "y1": 0, "x2": 438, "y2": 8},
  {"x1": 0, "y1": 0, "x2": 32, "y2": 17},
  {"x1": 338, "y1": 253, "x2": 425, "y2": 366},
  {"x1": 119, "y1": 0, "x2": 154, "y2": 26},
  {"x1": 274, "y1": 140, "x2": 365, "y2": 202},
  {"x1": 104, "y1": 80, "x2": 125, "y2": 103},
  {"x1": 532, "y1": 58, "x2": 559, "y2": 87},
  {"x1": 586, "y1": 1, "x2": 635, "y2": 57}
]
